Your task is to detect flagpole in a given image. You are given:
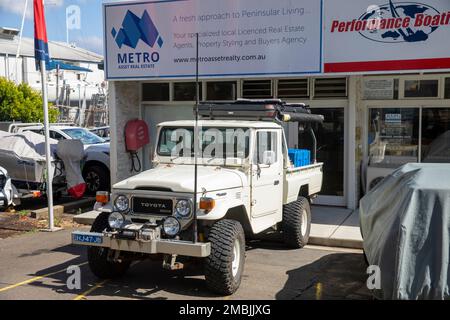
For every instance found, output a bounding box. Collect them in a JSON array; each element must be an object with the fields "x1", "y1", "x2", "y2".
[
  {"x1": 40, "y1": 59, "x2": 55, "y2": 231},
  {"x1": 15, "y1": 0, "x2": 28, "y2": 84}
]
